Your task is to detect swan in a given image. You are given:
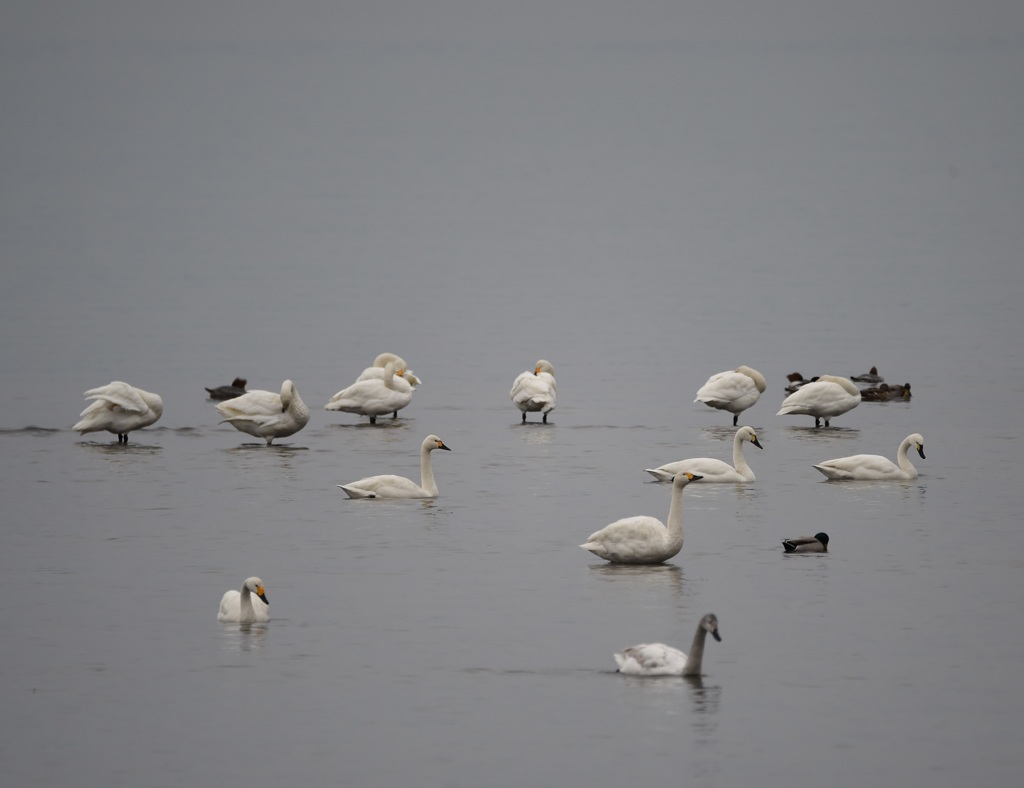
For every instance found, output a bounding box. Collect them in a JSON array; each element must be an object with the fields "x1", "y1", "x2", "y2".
[
  {"x1": 614, "y1": 613, "x2": 721, "y2": 677},
  {"x1": 645, "y1": 426, "x2": 763, "y2": 482},
  {"x1": 782, "y1": 533, "x2": 829, "y2": 553},
  {"x1": 813, "y1": 433, "x2": 925, "y2": 481},
  {"x1": 324, "y1": 362, "x2": 413, "y2": 423},
  {"x1": 851, "y1": 366, "x2": 884, "y2": 384},
  {"x1": 510, "y1": 359, "x2": 557, "y2": 423},
  {"x1": 356, "y1": 353, "x2": 422, "y2": 388},
  {"x1": 216, "y1": 379, "x2": 311, "y2": 445},
  {"x1": 339, "y1": 434, "x2": 451, "y2": 498},
  {"x1": 73, "y1": 381, "x2": 164, "y2": 444},
  {"x1": 580, "y1": 472, "x2": 702, "y2": 564},
  {"x1": 205, "y1": 377, "x2": 247, "y2": 400},
  {"x1": 694, "y1": 366, "x2": 766, "y2": 426},
  {"x1": 861, "y1": 382, "x2": 911, "y2": 402},
  {"x1": 776, "y1": 374, "x2": 861, "y2": 427},
  {"x1": 217, "y1": 577, "x2": 269, "y2": 624}
]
